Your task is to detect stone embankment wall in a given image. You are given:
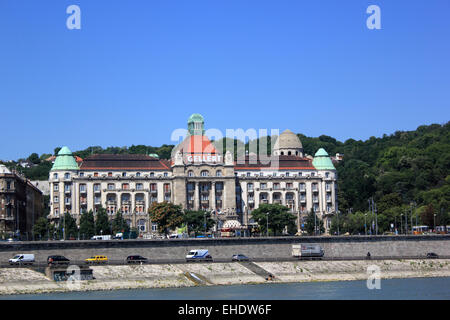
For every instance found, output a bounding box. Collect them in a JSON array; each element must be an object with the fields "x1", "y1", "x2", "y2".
[
  {"x1": 0, "y1": 235, "x2": 449, "y2": 262},
  {"x1": 0, "y1": 259, "x2": 449, "y2": 295}
]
